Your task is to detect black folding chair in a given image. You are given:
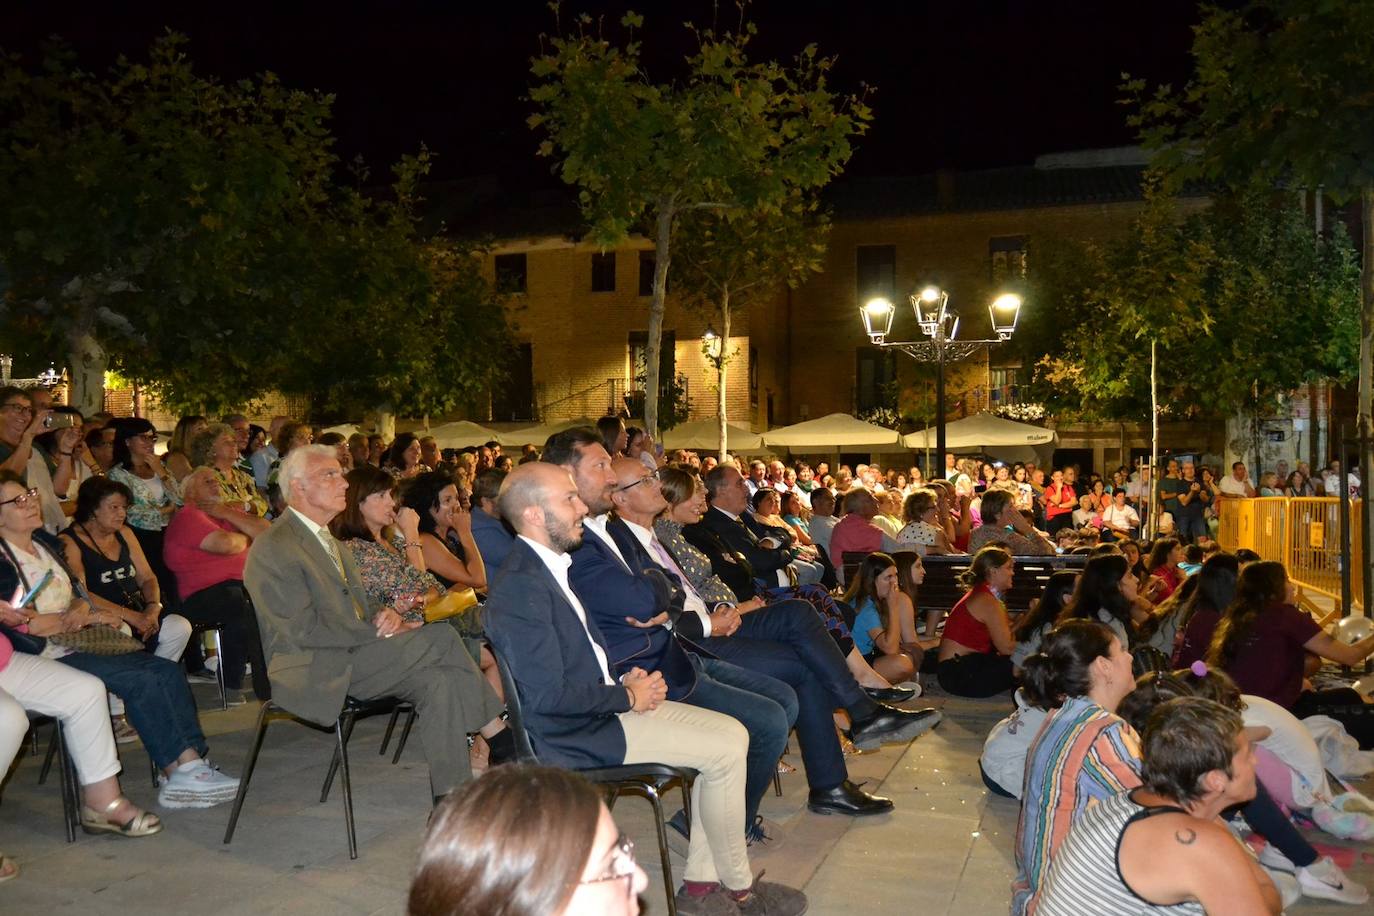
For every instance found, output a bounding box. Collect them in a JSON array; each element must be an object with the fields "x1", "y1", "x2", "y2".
[
  {"x1": 222, "y1": 695, "x2": 415, "y2": 860},
  {"x1": 28, "y1": 713, "x2": 81, "y2": 842},
  {"x1": 492, "y1": 649, "x2": 697, "y2": 916}
]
